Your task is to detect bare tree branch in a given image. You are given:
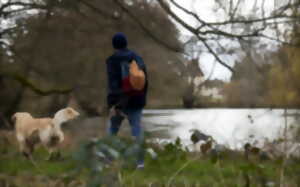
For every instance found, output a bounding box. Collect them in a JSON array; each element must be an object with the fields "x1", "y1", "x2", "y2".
[
  {"x1": 0, "y1": 1, "x2": 47, "y2": 17},
  {"x1": 156, "y1": 0, "x2": 300, "y2": 74},
  {"x1": 112, "y1": 0, "x2": 183, "y2": 53},
  {"x1": 0, "y1": 71, "x2": 74, "y2": 96},
  {"x1": 77, "y1": 0, "x2": 183, "y2": 53},
  {"x1": 166, "y1": 0, "x2": 297, "y2": 38},
  {"x1": 1, "y1": 5, "x2": 73, "y2": 96},
  {"x1": 0, "y1": 27, "x2": 17, "y2": 36},
  {"x1": 157, "y1": 0, "x2": 235, "y2": 73},
  {"x1": 259, "y1": 33, "x2": 300, "y2": 47},
  {"x1": 230, "y1": 0, "x2": 243, "y2": 20},
  {"x1": 168, "y1": 0, "x2": 205, "y2": 29},
  {"x1": 197, "y1": 35, "x2": 235, "y2": 73},
  {"x1": 79, "y1": 0, "x2": 117, "y2": 20},
  {"x1": 156, "y1": 0, "x2": 198, "y2": 34}
]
